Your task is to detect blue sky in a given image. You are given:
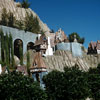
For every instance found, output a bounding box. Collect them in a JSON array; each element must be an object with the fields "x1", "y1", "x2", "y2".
[{"x1": 17, "y1": 0, "x2": 100, "y2": 48}]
